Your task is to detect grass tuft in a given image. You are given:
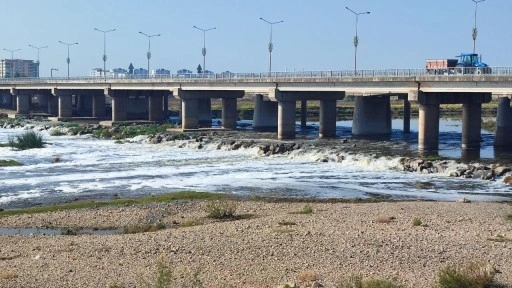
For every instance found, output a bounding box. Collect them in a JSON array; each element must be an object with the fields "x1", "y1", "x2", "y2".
[
  {"x1": 290, "y1": 204, "x2": 314, "y2": 215},
  {"x1": 376, "y1": 215, "x2": 396, "y2": 224},
  {"x1": 412, "y1": 218, "x2": 422, "y2": 227},
  {"x1": 339, "y1": 275, "x2": 403, "y2": 288},
  {"x1": 278, "y1": 220, "x2": 297, "y2": 226},
  {"x1": 0, "y1": 159, "x2": 23, "y2": 167},
  {"x1": 507, "y1": 214, "x2": 512, "y2": 222},
  {"x1": 8, "y1": 131, "x2": 45, "y2": 150},
  {"x1": 436, "y1": 261, "x2": 500, "y2": 288},
  {"x1": 122, "y1": 223, "x2": 166, "y2": 234},
  {"x1": 204, "y1": 200, "x2": 237, "y2": 219}
]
